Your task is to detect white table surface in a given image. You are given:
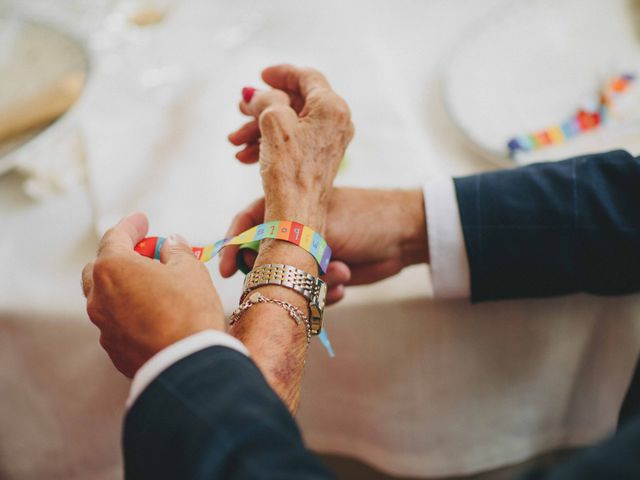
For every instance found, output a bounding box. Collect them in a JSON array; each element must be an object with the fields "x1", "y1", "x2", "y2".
[{"x1": 1, "y1": 1, "x2": 640, "y2": 479}]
